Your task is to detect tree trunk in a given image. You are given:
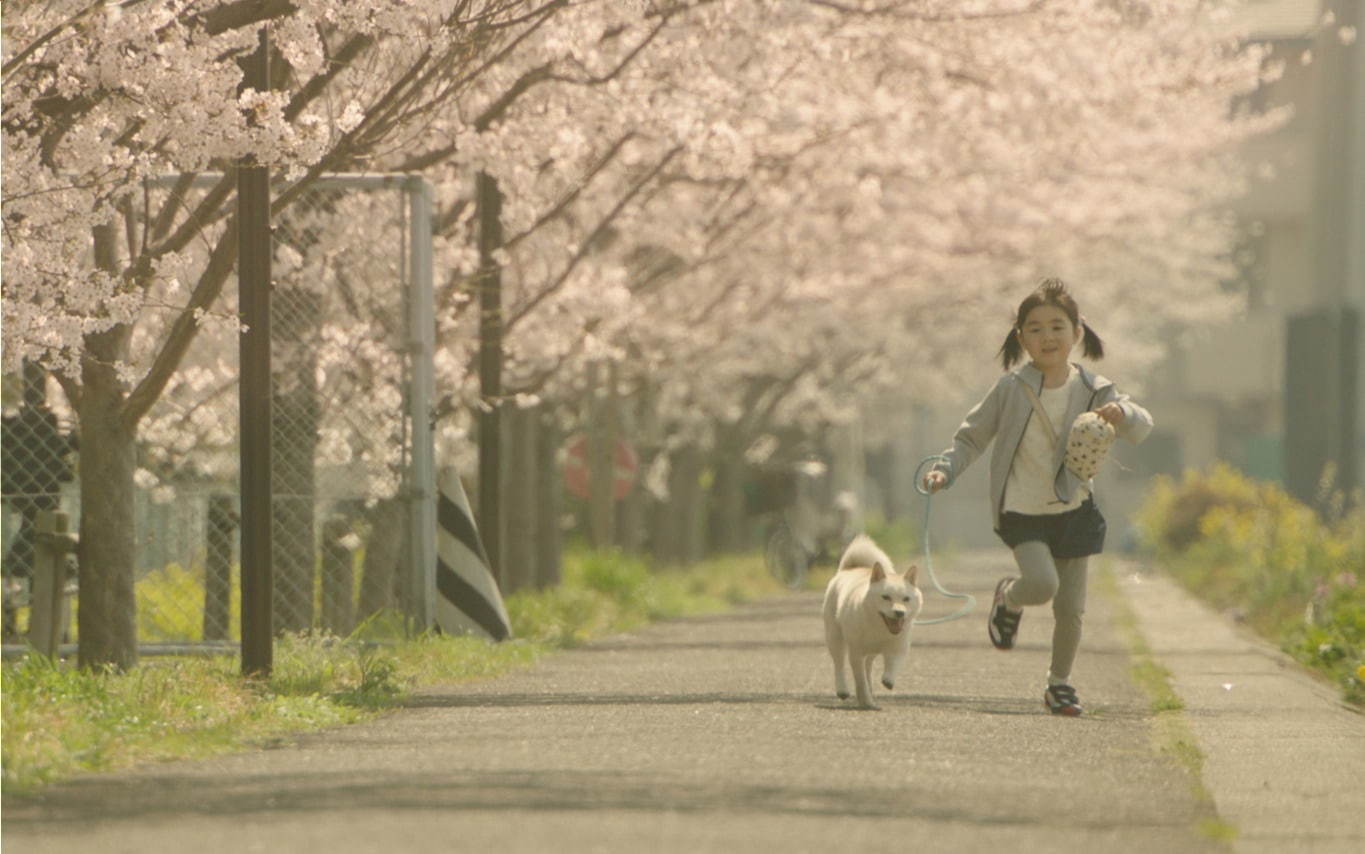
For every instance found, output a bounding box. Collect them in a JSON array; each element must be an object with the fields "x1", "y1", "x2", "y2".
[
  {"x1": 709, "y1": 426, "x2": 748, "y2": 554},
  {"x1": 616, "y1": 390, "x2": 644, "y2": 554},
  {"x1": 320, "y1": 515, "x2": 355, "y2": 636},
  {"x1": 616, "y1": 479, "x2": 644, "y2": 554},
  {"x1": 76, "y1": 225, "x2": 139, "y2": 670},
  {"x1": 76, "y1": 382, "x2": 139, "y2": 669},
  {"x1": 646, "y1": 444, "x2": 683, "y2": 566},
  {"x1": 587, "y1": 362, "x2": 618, "y2": 548},
  {"x1": 669, "y1": 444, "x2": 706, "y2": 565},
  {"x1": 534, "y1": 410, "x2": 562, "y2": 588},
  {"x1": 648, "y1": 480, "x2": 677, "y2": 566},
  {"x1": 502, "y1": 403, "x2": 537, "y2": 595},
  {"x1": 357, "y1": 497, "x2": 403, "y2": 621},
  {"x1": 633, "y1": 383, "x2": 664, "y2": 562},
  {"x1": 827, "y1": 418, "x2": 865, "y2": 537},
  {"x1": 476, "y1": 171, "x2": 504, "y2": 581}
]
